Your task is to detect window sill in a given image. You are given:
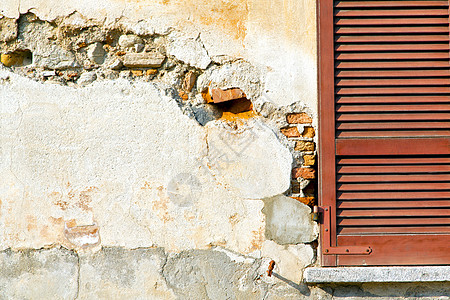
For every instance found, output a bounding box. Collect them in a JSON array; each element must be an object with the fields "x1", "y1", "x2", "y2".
[{"x1": 304, "y1": 266, "x2": 450, "y2": 283}]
